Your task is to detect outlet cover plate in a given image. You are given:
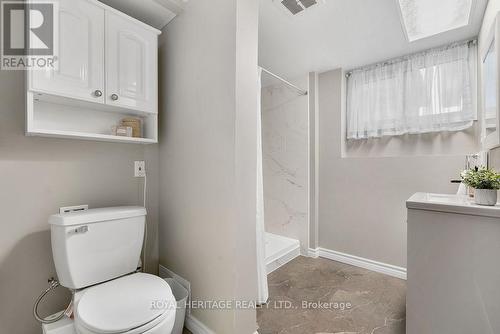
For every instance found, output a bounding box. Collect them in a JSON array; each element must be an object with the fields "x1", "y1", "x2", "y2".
[{"x1": 135, "y1": 161, "x2": 146, "y2": 177}]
